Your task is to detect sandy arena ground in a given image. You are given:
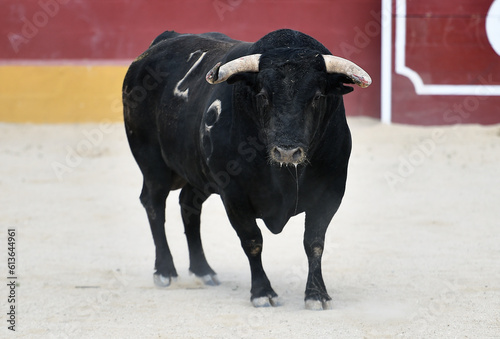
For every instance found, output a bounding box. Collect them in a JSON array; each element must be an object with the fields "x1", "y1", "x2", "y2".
[{"x1": 1, "y1": 117, "x2": 499, "y2": 338}]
